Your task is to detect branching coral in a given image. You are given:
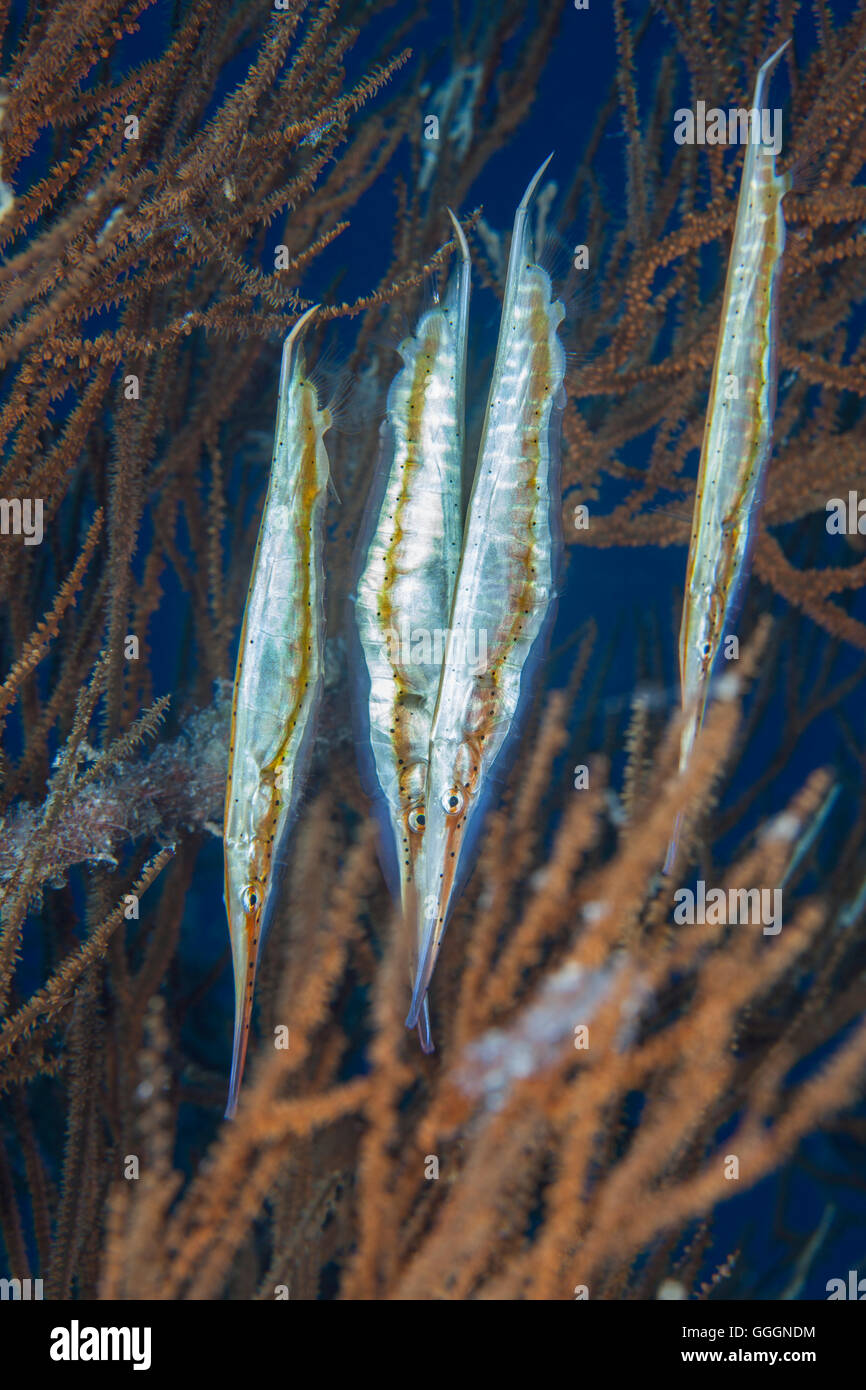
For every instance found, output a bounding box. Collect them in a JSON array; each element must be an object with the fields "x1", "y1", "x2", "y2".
[
  {"x1": 90, "y1": 658, "x2": 866, "y2": 1300},
  {"x1": 1, "y1": 0, "x2": 865, "y2": 1302}
]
